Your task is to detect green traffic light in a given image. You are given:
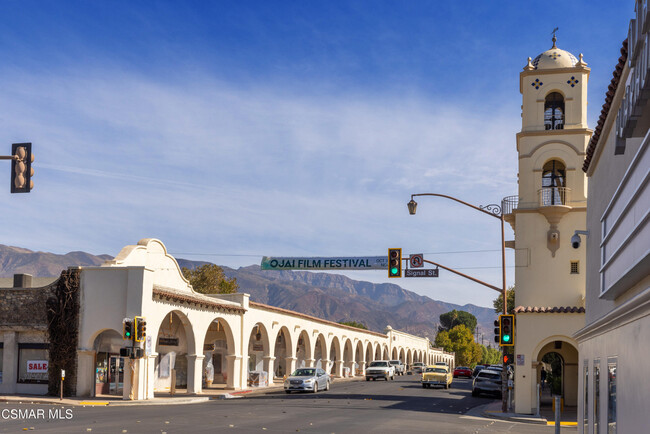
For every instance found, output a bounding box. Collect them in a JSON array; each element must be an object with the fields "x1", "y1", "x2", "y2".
[
  {"x1": 502, "y1": 335, "x2": 510, "y2": 342},
  {"x1": 390, "y1": 267, "x2": 398, "y2": 275}
]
